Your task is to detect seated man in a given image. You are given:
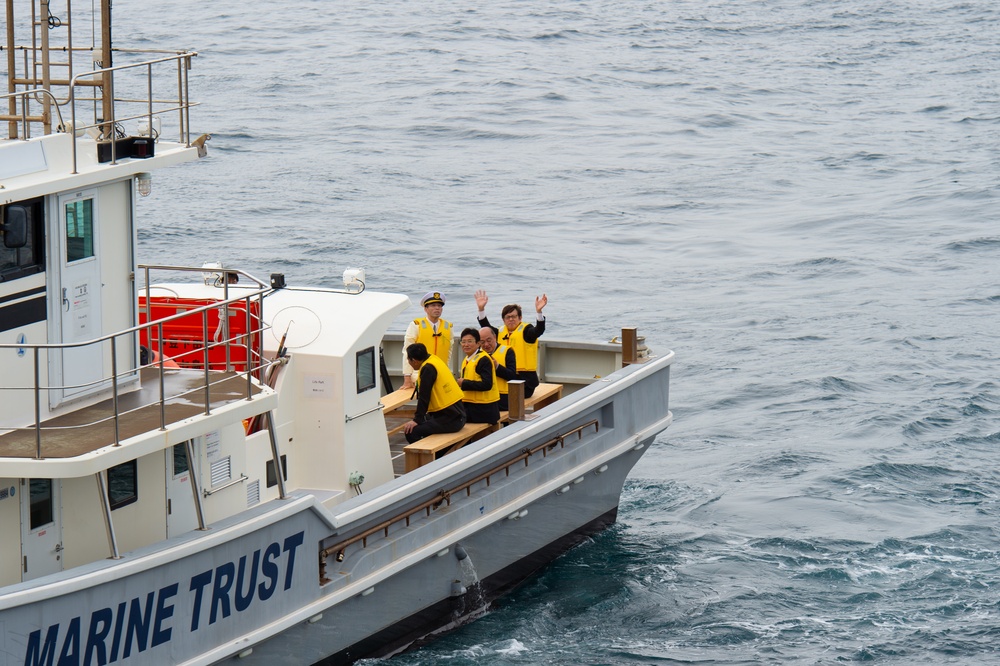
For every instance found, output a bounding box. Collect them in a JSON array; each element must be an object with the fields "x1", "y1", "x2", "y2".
[
  {"x1": 479, "y1": 326, "x2": 516, "y2": 411},
  {"x1": 403, "y1": 343, "x2": 466, "y2": 444},
  {"x1": 456, "y1": 328, "x2": 500, "y2": 425},
  {"x1": 475, "y1": 289, "x2": 547, "y2": 397}
]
